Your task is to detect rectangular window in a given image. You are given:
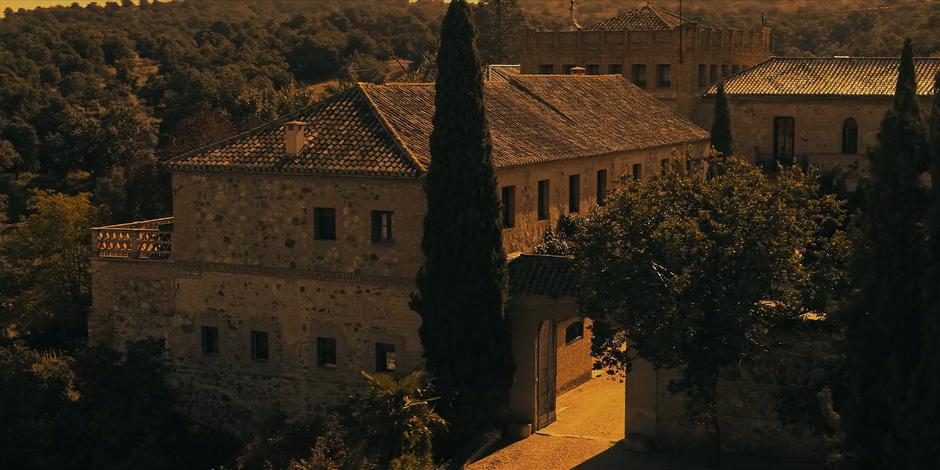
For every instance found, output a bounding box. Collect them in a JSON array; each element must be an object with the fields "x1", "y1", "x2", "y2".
[
  {"x1": 317, "y1": 337, "x2": 337, "y2": 368},
  {"x1": 596, "y1": 170, "x2": 608, "y2": 206},
  {"x1": 563, "y1": 64, "x2": 576, "y2": 74},
  {"x1": 537, "y1": 179, "x2": 550, "y2": 220},
  {"x1": 721, "y1": 64, "x2": 729, "y2": 78},
  {"x1": 773, "y1": 117, "x2": 796, "y2": 164},
  {"x1": 631, "y1": 64, "x2": 647, "y2": 88},
  {"x1": 376, "y1": 343, "x2": 396, "y2": 372},
  {"x1": 314, "y1": 207, "x2": 336, "y2": 240},
  {"x1": 698, "y1": 64, "x2": 707, "y2": 87},
  {"x1": 201, "y1": 326, "x2": 219, "y2": 355},
  {"x1": 608, "y1": 64, "x2": 623, "y2": 75},
  {"x1": 568, "y1": 174, "x2": 580, "y2": 213},
  {"x1": 632, "y1": 163, "x2": 642, "y2": 181},
  {"x1": 251, "y1": 330, "x2": 269, "y2": 361},
  {"x1": 709, "y1": 64, "x2": 718, "y2": 83},
  {"x1": 371, "y1": 210, "x2": 393, "y2": 243},
  {"x1": 501, "y1": 186, "x2": 516, "y2": 228},
  {"x1": 586, "y1": 64, "x2": 600, "y2": 75},
  {"x1": 539, "y1": 64, "x2": 554, "y2": 74},
  {"x1": 657, "y1": 64, "x2": 671, "y2": 87}
]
